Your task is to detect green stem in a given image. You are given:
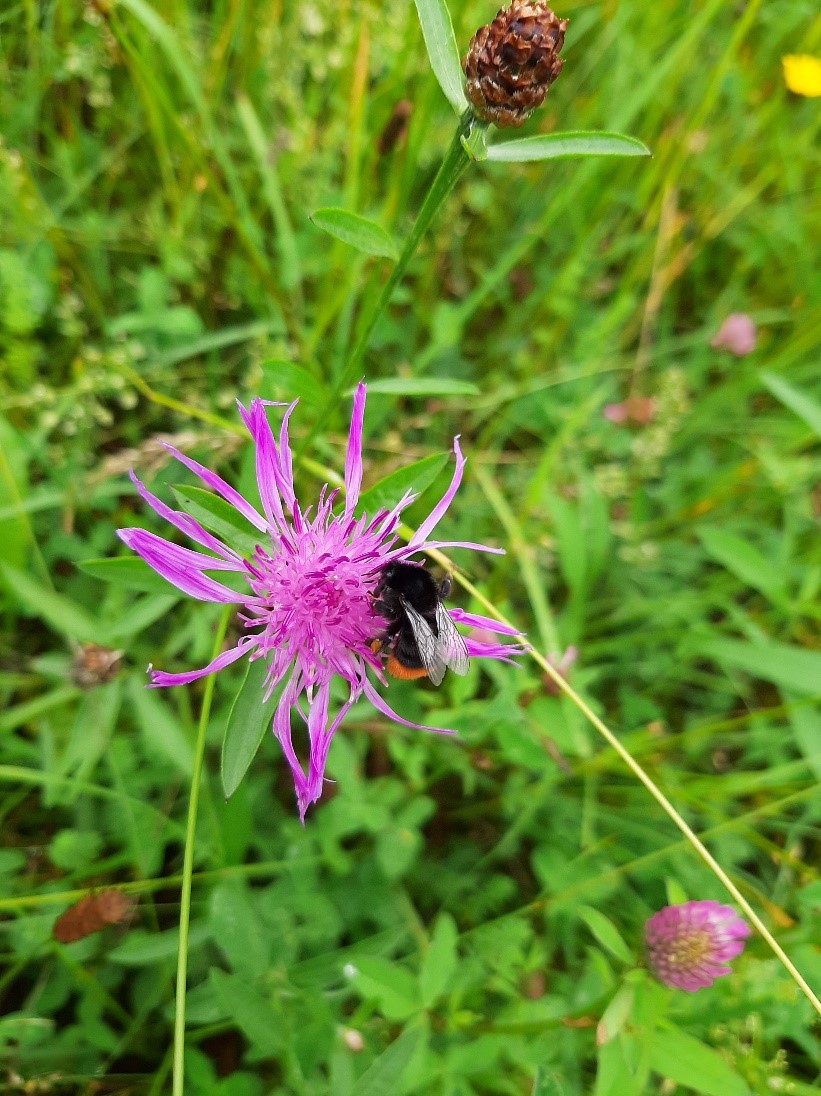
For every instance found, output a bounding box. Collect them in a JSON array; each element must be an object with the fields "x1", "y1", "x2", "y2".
[
  {"x1": 172, "y1": 607, "x2": 231, "y2": 1096},
  {"x1": 298, "y1": 114, "x2": 474, "y2": 460}
]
